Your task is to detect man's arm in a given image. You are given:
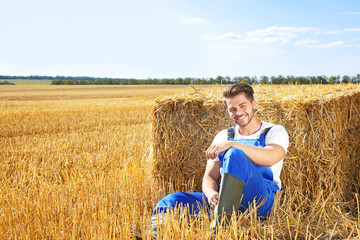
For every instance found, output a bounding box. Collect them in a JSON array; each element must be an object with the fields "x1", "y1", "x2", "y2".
[
  {"x1": 202, "y1": 161, "x2": 221, "y2": 209},
  {"x1": 206, "y1": 141, "x2": 286, "y2": 167}
]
